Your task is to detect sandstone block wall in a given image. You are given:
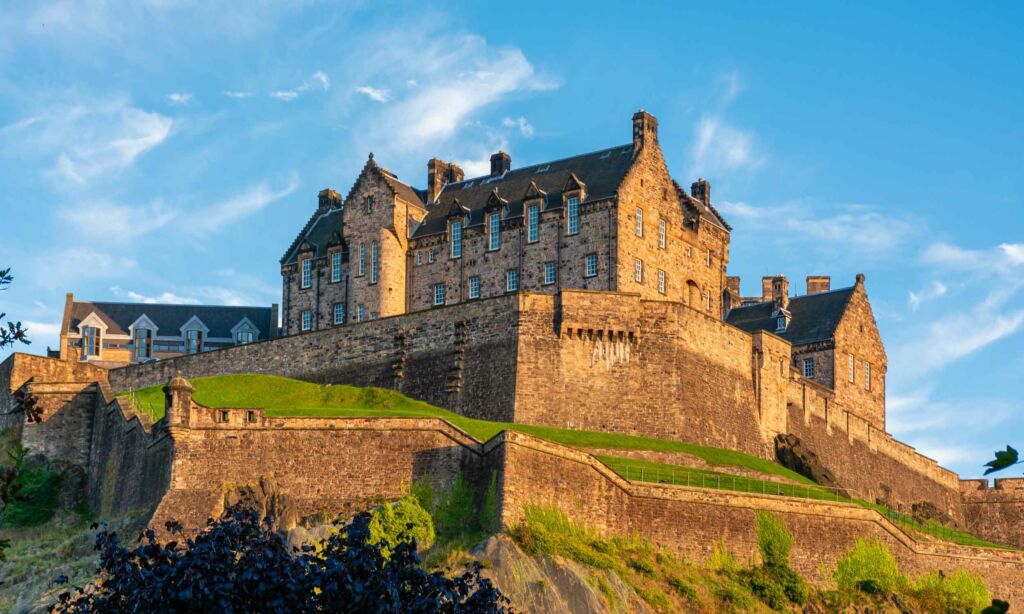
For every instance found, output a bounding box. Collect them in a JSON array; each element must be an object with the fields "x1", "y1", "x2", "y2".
[
  {"x1": 497, "y1": 432, "x2": 1024, "y2": 608},
  {"x1": 961, "y1": 478, "x2": 1024, "y2": 549}
]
